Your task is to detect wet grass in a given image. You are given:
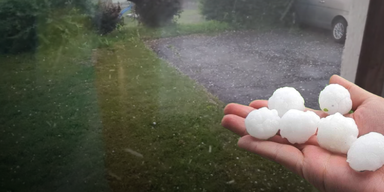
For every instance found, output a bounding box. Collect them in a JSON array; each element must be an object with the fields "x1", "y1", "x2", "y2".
[
  {"x1": 94, "y1": 35, "x2": 313, "y2": 191},
  {"x1": 1, "y1": 10, "x2": 313, "y2": 191},
  {"x1": 0, "y1": 35, "x2": 109, "y2": 191}
]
